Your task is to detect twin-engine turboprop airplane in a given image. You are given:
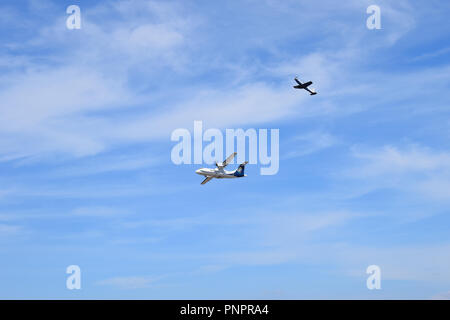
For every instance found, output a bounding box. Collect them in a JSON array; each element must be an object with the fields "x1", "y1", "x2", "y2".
[
  {"x1": 293, "y1": 77, "x2": 317, "y2": 95},
  {"x1": 195, "y1": 152, "x2": 248, "y2": 185}
]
